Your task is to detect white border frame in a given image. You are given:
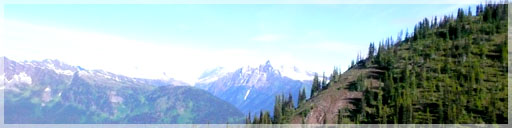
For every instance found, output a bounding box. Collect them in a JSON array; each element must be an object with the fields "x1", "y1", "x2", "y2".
[{"x1": 0, "y1": 0, "x2": 509, "y2": 127}]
